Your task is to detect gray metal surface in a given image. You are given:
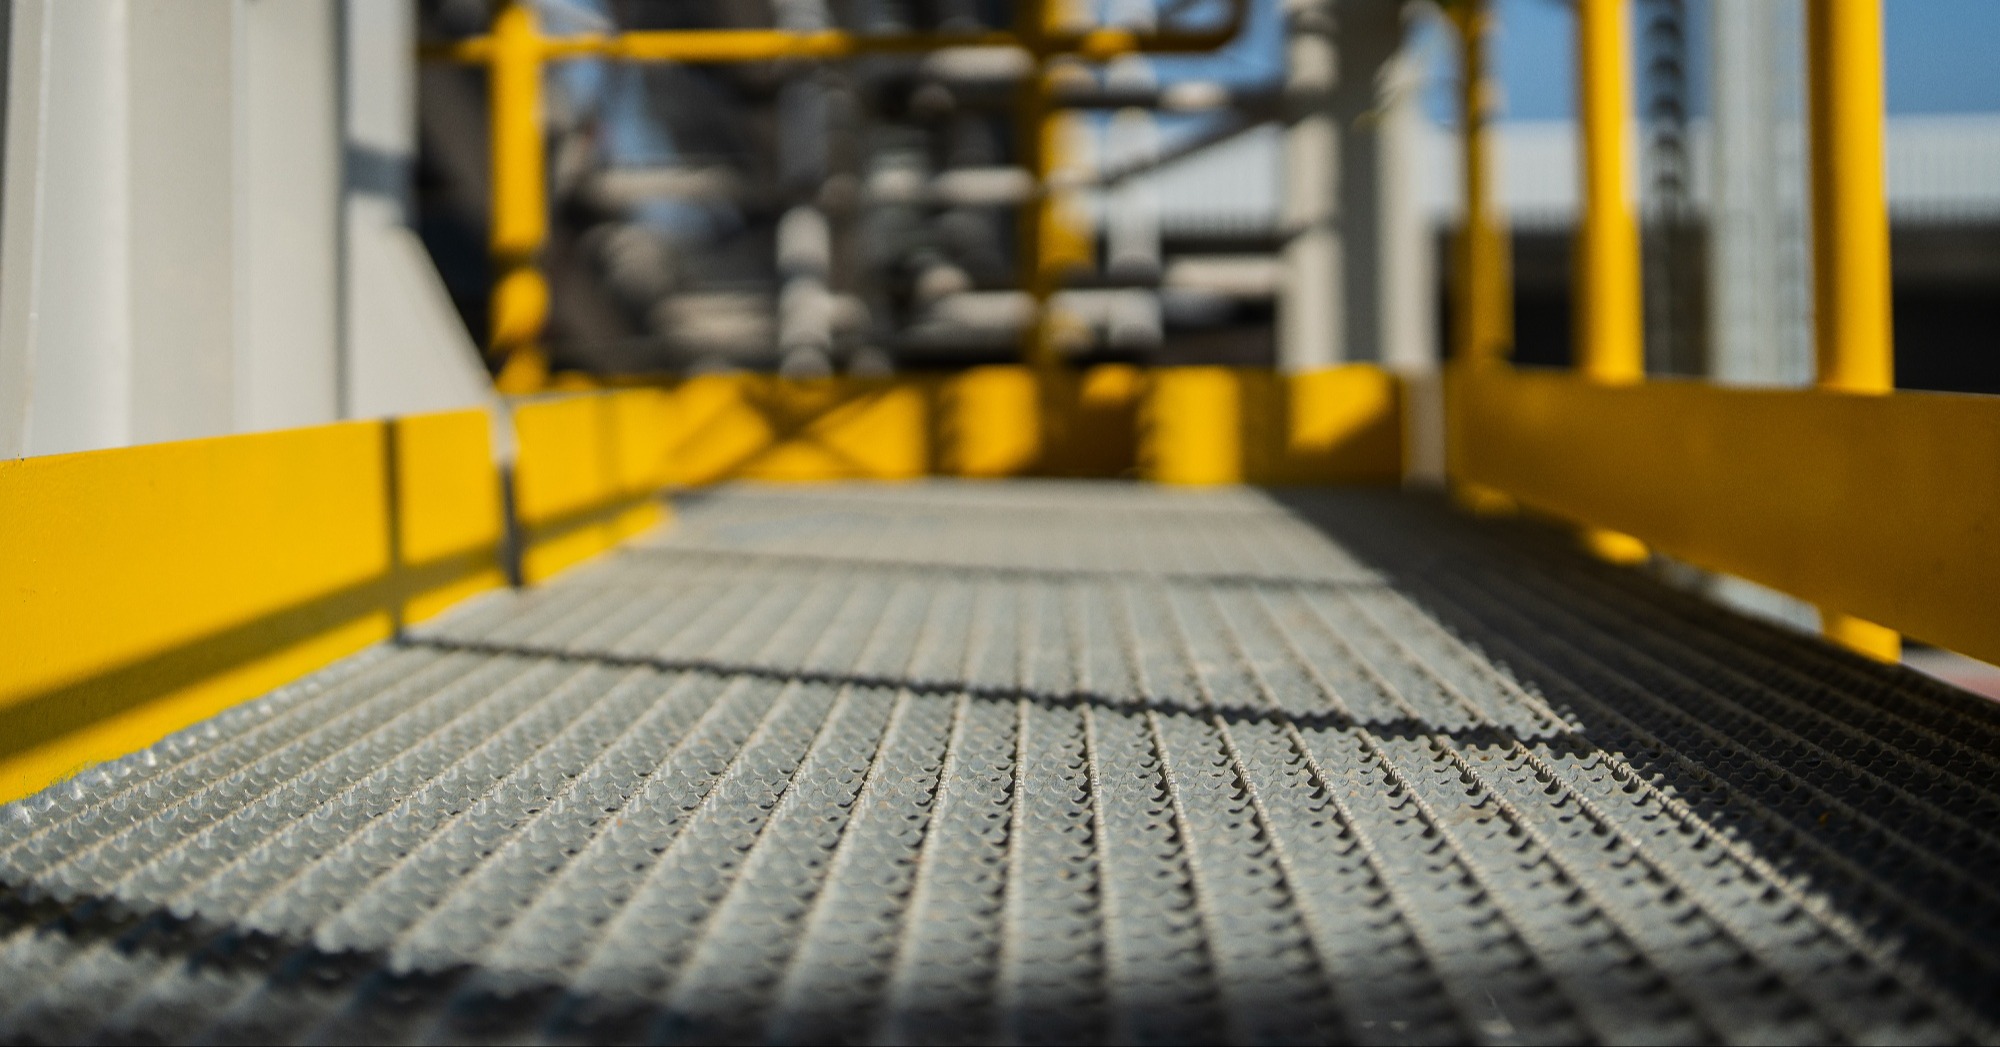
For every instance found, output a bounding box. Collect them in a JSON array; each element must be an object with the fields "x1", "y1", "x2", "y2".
[{"x1": 4, "y1": 481, "x2": 2000, "y2": 1045}]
